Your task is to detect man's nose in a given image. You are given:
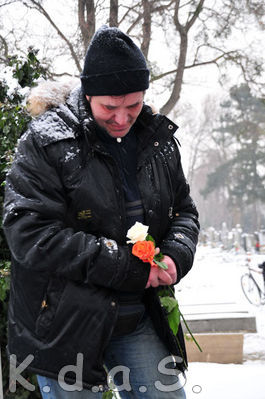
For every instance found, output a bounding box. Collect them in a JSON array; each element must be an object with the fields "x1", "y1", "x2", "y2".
[{"x1": 114, "y1": 110, "x2": 128, "y2": 125}]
